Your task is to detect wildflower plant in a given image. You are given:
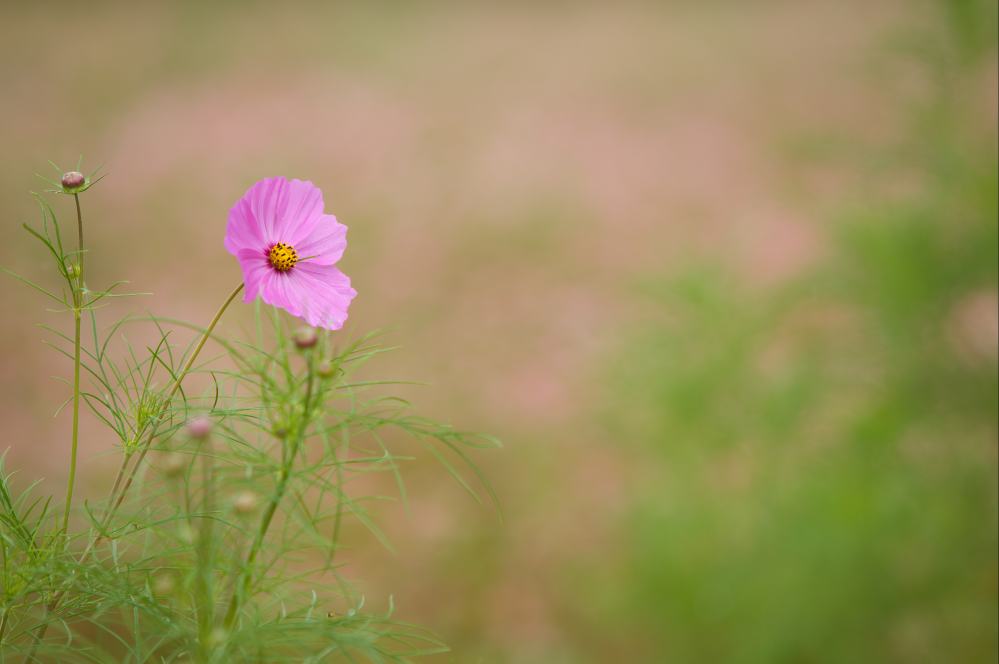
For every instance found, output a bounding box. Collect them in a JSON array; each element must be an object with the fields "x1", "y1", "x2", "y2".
[{"x1": 0, "y1": 166, "x2": 499, "y2": 662}]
